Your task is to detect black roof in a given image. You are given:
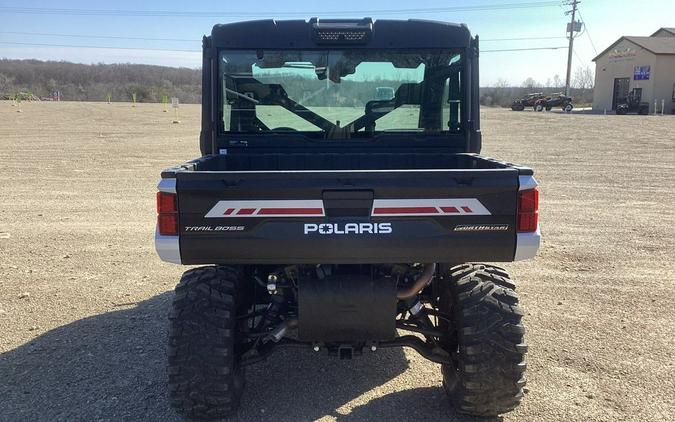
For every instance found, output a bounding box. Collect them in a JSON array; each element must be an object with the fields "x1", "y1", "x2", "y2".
[{"x1": 210, "y1": 18, "x2": 472, "y2": 49}]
